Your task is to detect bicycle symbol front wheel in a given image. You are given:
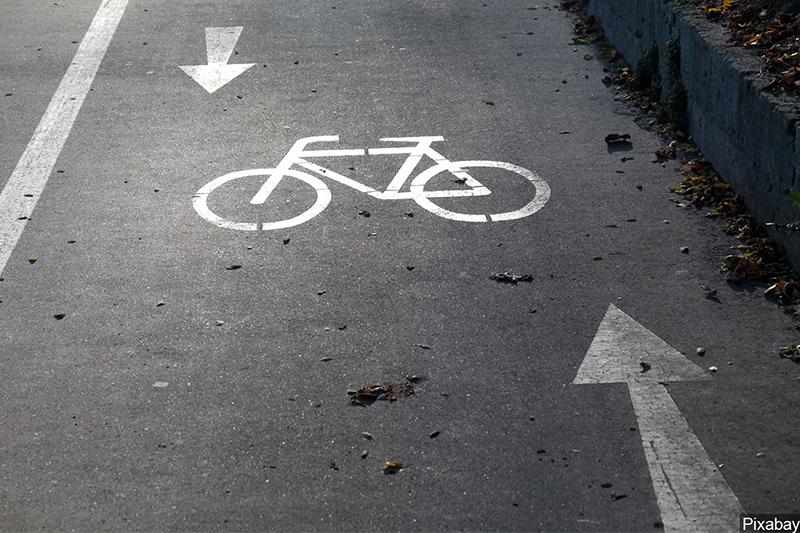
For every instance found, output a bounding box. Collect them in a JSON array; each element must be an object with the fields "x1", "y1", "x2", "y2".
[
  {"x1": 193, "y1": 168, "x2": 332, "y2": 231},
  {"x1": 409, "y1": 160, "x2": 550, "y2": 222}
]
